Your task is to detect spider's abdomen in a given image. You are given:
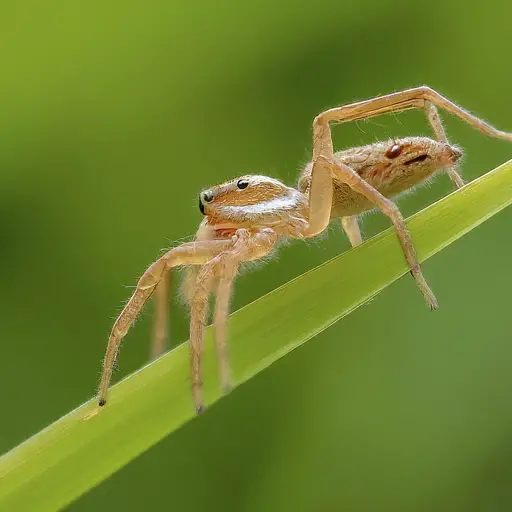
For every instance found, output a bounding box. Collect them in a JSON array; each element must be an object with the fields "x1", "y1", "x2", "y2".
[{"x1": 298, "y1": 136, "x2": 462, "y2": 217}]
